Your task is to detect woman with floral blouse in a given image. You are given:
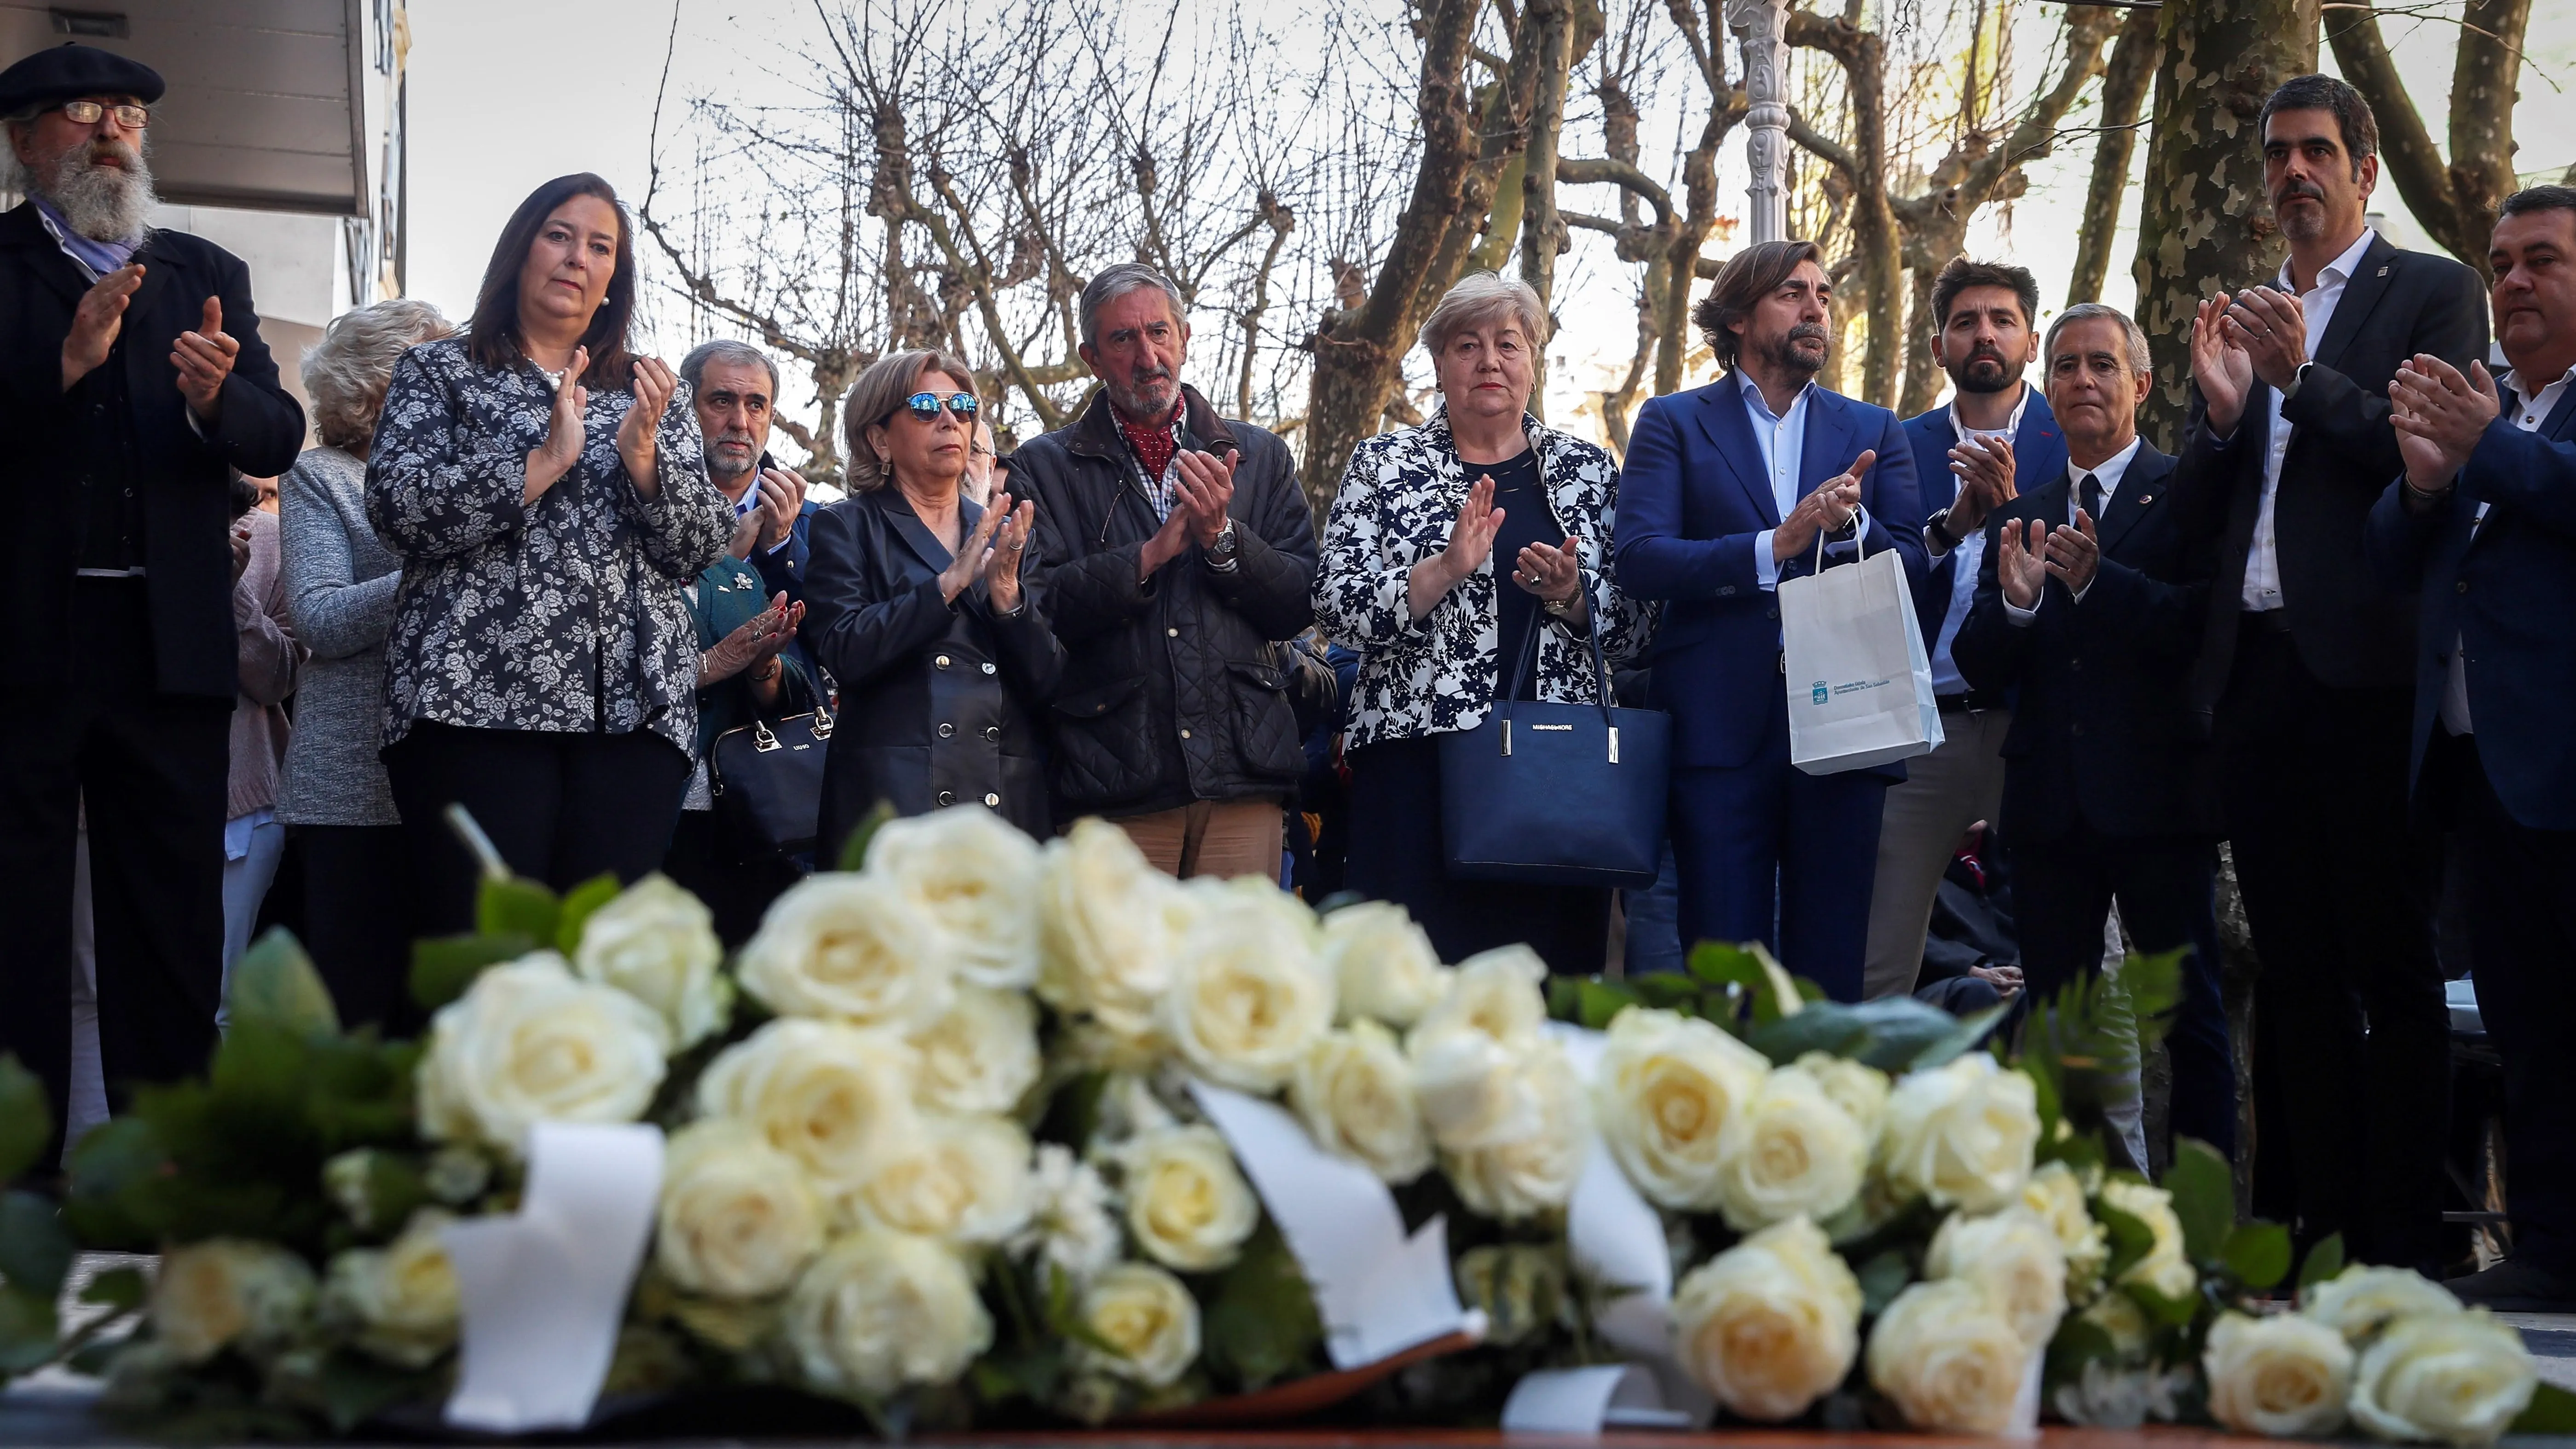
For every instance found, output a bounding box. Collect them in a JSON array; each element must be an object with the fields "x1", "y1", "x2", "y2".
[{"x1": 367, "y1": 173, "x2": 729, "y2": 934}]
